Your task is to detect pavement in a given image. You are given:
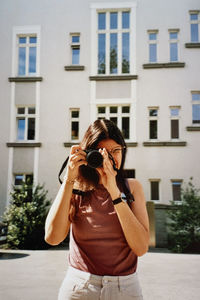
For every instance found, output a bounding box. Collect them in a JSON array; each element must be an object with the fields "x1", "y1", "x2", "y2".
[{"x1": 0, "y1": 248, "x2": 199, "y2": 300}]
